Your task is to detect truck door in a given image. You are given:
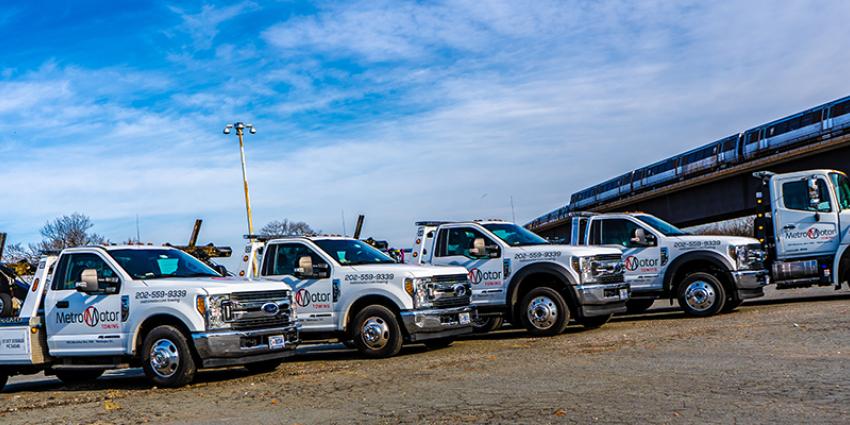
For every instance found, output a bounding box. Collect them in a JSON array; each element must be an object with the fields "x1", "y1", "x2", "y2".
[
  {"x1": 45, "y1": 252, "x2": 127, "y2": 356},
  {"x1": 261, "y1": 242, "x2": 335, "y2": 331},
  {"x1": 589, "y1": 218, "x2": 662, "y2": 293},
  {"x1": 430, "y1": 226, "x2": 506, "y2": 307},
  {"x1": 773, "y1": 175, "x2": 840, "y2": 259}
]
